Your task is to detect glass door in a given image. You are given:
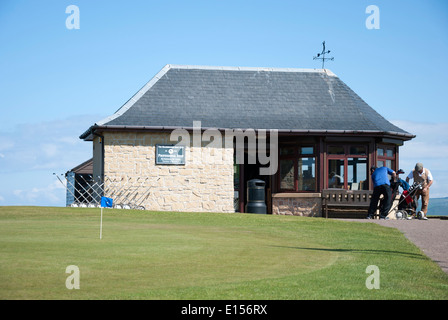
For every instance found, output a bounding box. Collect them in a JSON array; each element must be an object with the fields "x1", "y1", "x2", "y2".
[{"x1": 328, "y1": 159, "x2": 344, "y2": 188}]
